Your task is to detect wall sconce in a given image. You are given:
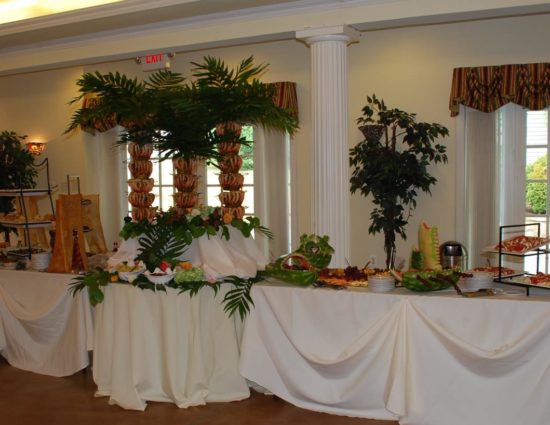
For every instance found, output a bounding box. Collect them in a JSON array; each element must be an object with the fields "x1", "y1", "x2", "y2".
[{"x1": 26, "y1": 141, "x2": 46, "y2": 156}]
